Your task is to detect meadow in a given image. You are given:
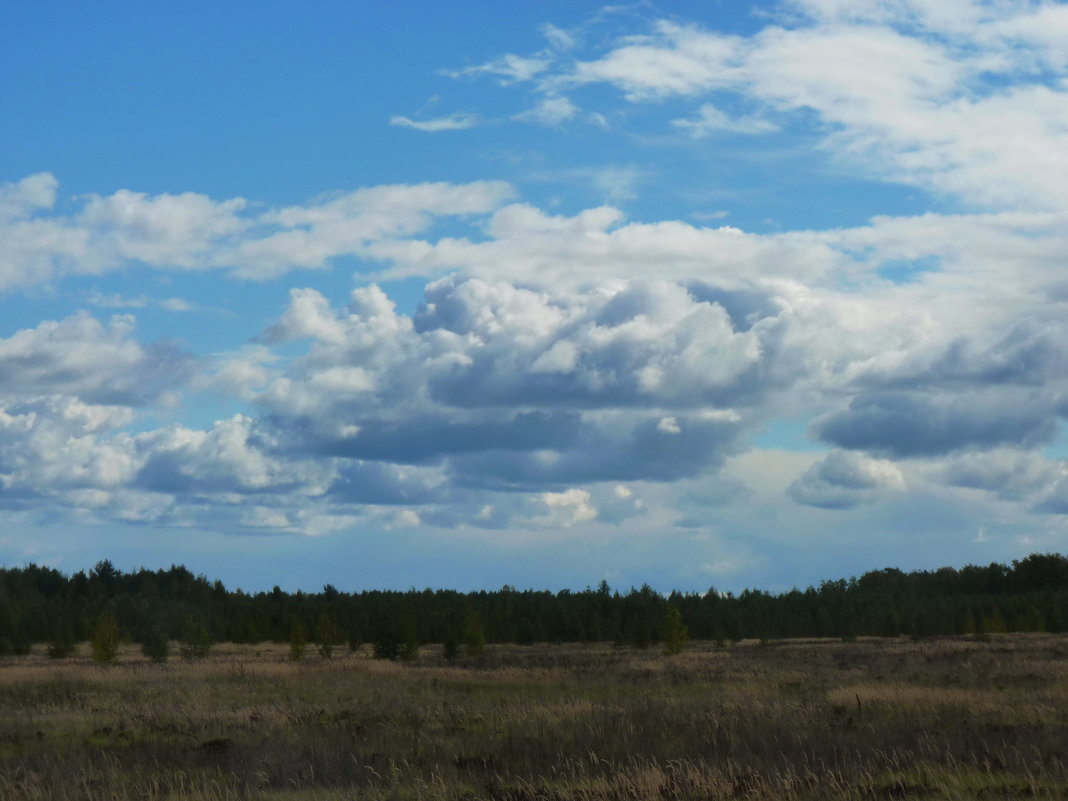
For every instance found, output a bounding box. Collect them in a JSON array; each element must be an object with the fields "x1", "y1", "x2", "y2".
[{"x1": 1, "y1": 635, "x2": 1067, "y2": 800}]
